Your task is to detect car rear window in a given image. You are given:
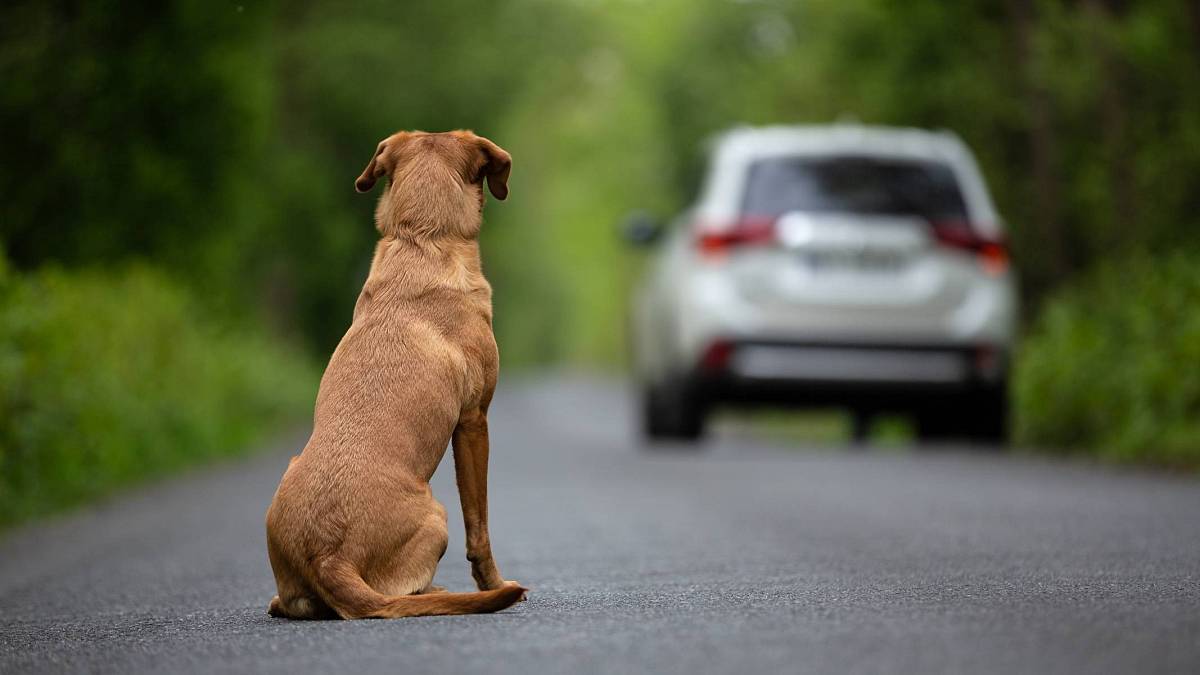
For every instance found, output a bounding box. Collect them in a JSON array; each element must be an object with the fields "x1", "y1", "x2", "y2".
[{"x1": 742, "y1": 155, "x2": 969, "y2": 222}]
